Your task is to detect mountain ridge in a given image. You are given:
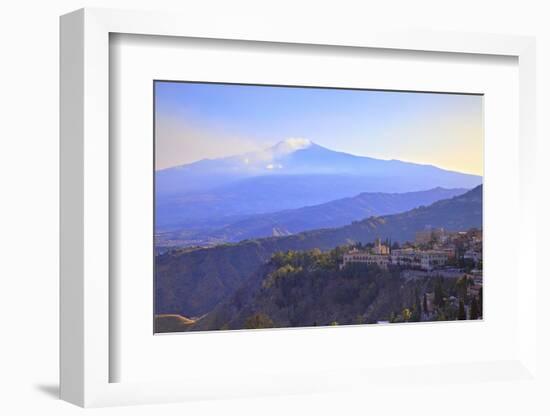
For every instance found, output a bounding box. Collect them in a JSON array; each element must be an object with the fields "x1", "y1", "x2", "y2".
[
  {"x1": 156, "y1": 141, "x2": 481, "y2": 229},
  {"x1": 156, "y1": 186, "x2": 468, "y2": 247},
  {"x1": 159, "y1": 139, "x2": 479, "y2": 177},
  {"x1": 155, "y1": 185, "x2": 482, "y2": 317}
]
